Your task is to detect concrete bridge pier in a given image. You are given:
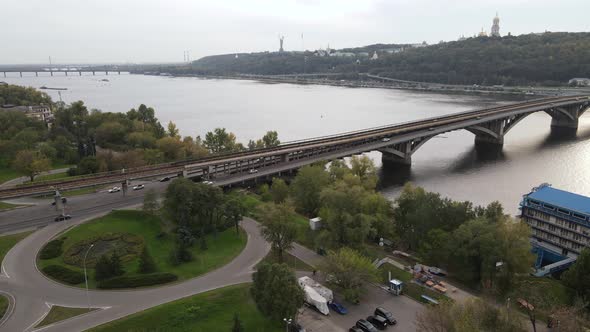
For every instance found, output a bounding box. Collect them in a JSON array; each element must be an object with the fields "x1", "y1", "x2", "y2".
[
  {"x1": 380, "y1": 137, "x2": 432, "y2": 168},
  {"x1": 381, "y1": 151, "x2": 412, "y2": 167},
  {"x1": 548, "y1": 104, "x2": 582, "y2": 130}
]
